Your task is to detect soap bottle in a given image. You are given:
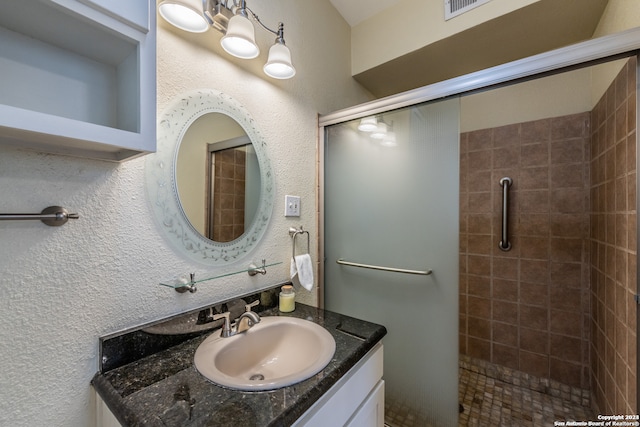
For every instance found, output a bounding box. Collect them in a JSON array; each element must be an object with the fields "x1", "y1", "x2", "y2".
[{"x1": 279, "y1": 285, "x2": 295, "y2": 313}]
